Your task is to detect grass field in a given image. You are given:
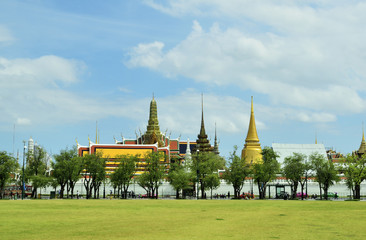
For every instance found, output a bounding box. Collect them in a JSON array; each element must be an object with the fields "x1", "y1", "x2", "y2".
[{"x1": 1, "y1": 199, "x2": 366, "y2": 240}]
